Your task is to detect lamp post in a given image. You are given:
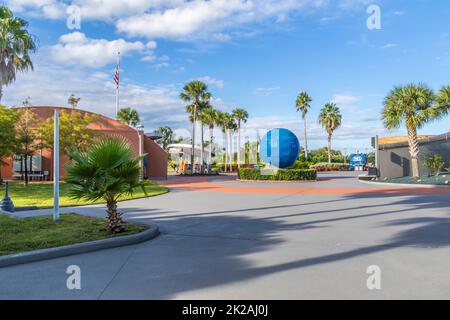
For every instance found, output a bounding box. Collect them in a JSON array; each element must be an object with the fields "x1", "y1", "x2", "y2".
[
  {"x1": 135, "y1": 124, "x2": 144, "y2": 181},
  {"x1": 53, "y1": 110, "x2": 60, "y2": 221}
]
